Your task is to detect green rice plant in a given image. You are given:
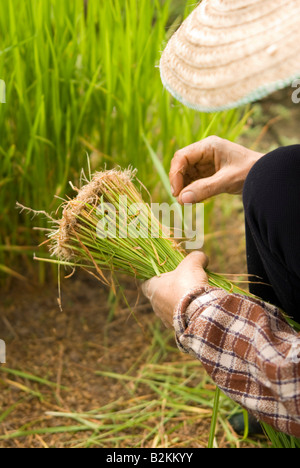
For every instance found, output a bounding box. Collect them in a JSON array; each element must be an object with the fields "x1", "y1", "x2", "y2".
[
  {"x1": 0, "y1": 366, "x2": 69, "y2": 404},
  {"x1": 0, "y1": 367, "x2": 69, "y2": 391},
  {"x1": 0, "y1": 0, "x2": 249, "y2": 274},
  {"x1": 261, "y1": 423, "x2": 300, "y2": 449},
  {"x1": 29, "y1": 167, "x2": 248, "y2": 297}
]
